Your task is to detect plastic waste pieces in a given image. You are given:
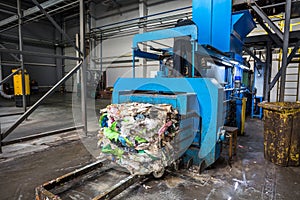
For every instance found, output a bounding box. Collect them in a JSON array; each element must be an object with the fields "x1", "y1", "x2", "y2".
[{"x1": 98, "y1": 102, "x2": 180, "y2": 175}]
